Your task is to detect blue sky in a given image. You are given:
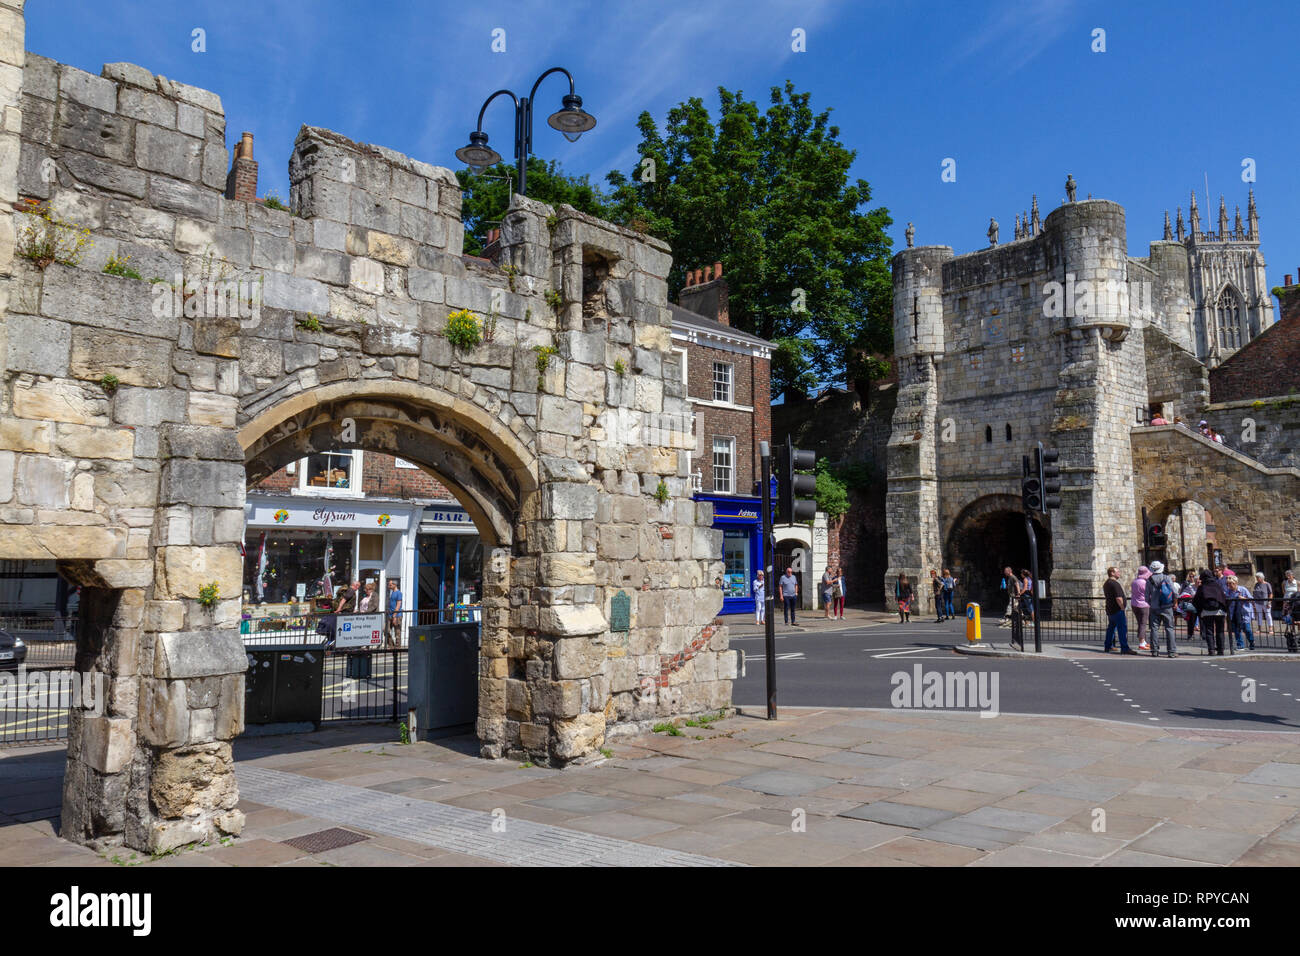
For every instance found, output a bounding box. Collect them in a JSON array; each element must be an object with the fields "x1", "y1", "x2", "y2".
[{"x1": 25, "y1": 0, "x2": 1300, "y2": 294}]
